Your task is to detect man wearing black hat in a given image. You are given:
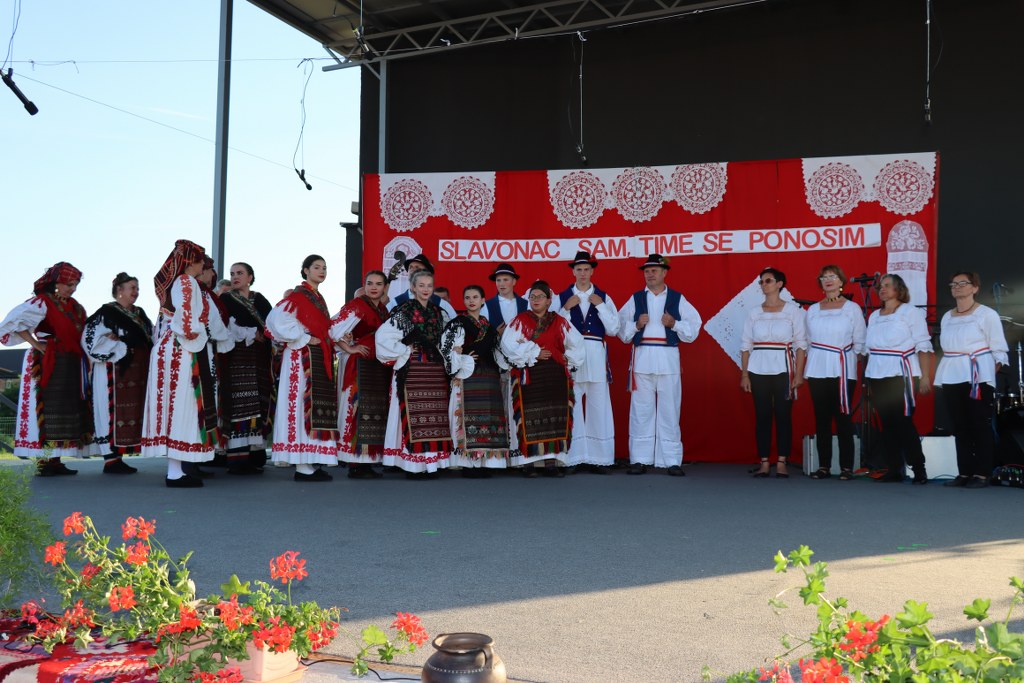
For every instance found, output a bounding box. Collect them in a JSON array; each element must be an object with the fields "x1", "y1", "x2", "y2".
[
  {"x1": 554, "y1": 251, "x2": 620, "y2": 473},
  {"x1": 386, "y1": 253, "x2": 457, "y2": 318},
  {"x1": 483, "y1": 262, "x2": 528, "y2": 461},
  {"x1": 484, "y1": 263, "x2": 528, "y2": 333},
  {"x1": 617, "y1": 254, "x2": 702, "y2": 476}
]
